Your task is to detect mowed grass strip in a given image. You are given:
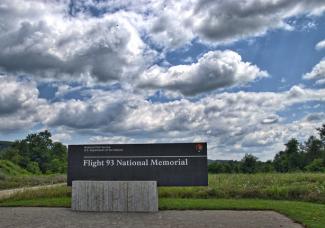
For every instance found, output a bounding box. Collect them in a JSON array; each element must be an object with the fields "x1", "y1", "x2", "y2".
[
  {"x1": 0, "y1": 197, "x2": 71, "y2": 207},
  {"x1": 1, "y1": 197, "x2": 325, "y2": 228}
]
